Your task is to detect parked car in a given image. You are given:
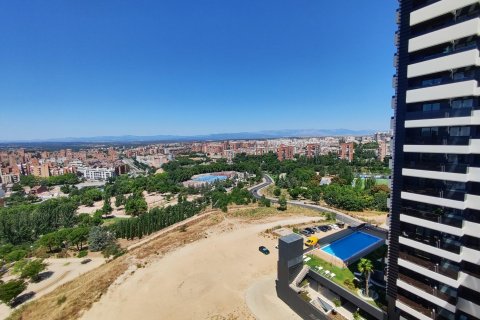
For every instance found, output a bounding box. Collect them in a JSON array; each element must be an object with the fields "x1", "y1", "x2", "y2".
[
  {"x1": 312, "y1": 226, "x2": 321, "y2": 232},
  {"x1": 300, "y1": 229, "x2": 311, "y2": 236},
  {"x1": 304, "y1": 227, "x2": 315, "y2": 234},
  {"x1": 259, "y1": 246, "x2": 270, "y2": 255},
  {"x1": 305, "y1": 236, "x2": 319, "y2": 247},
  {"x1": 319, "y1": 226, "x2": 329, "y2": 232}
]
